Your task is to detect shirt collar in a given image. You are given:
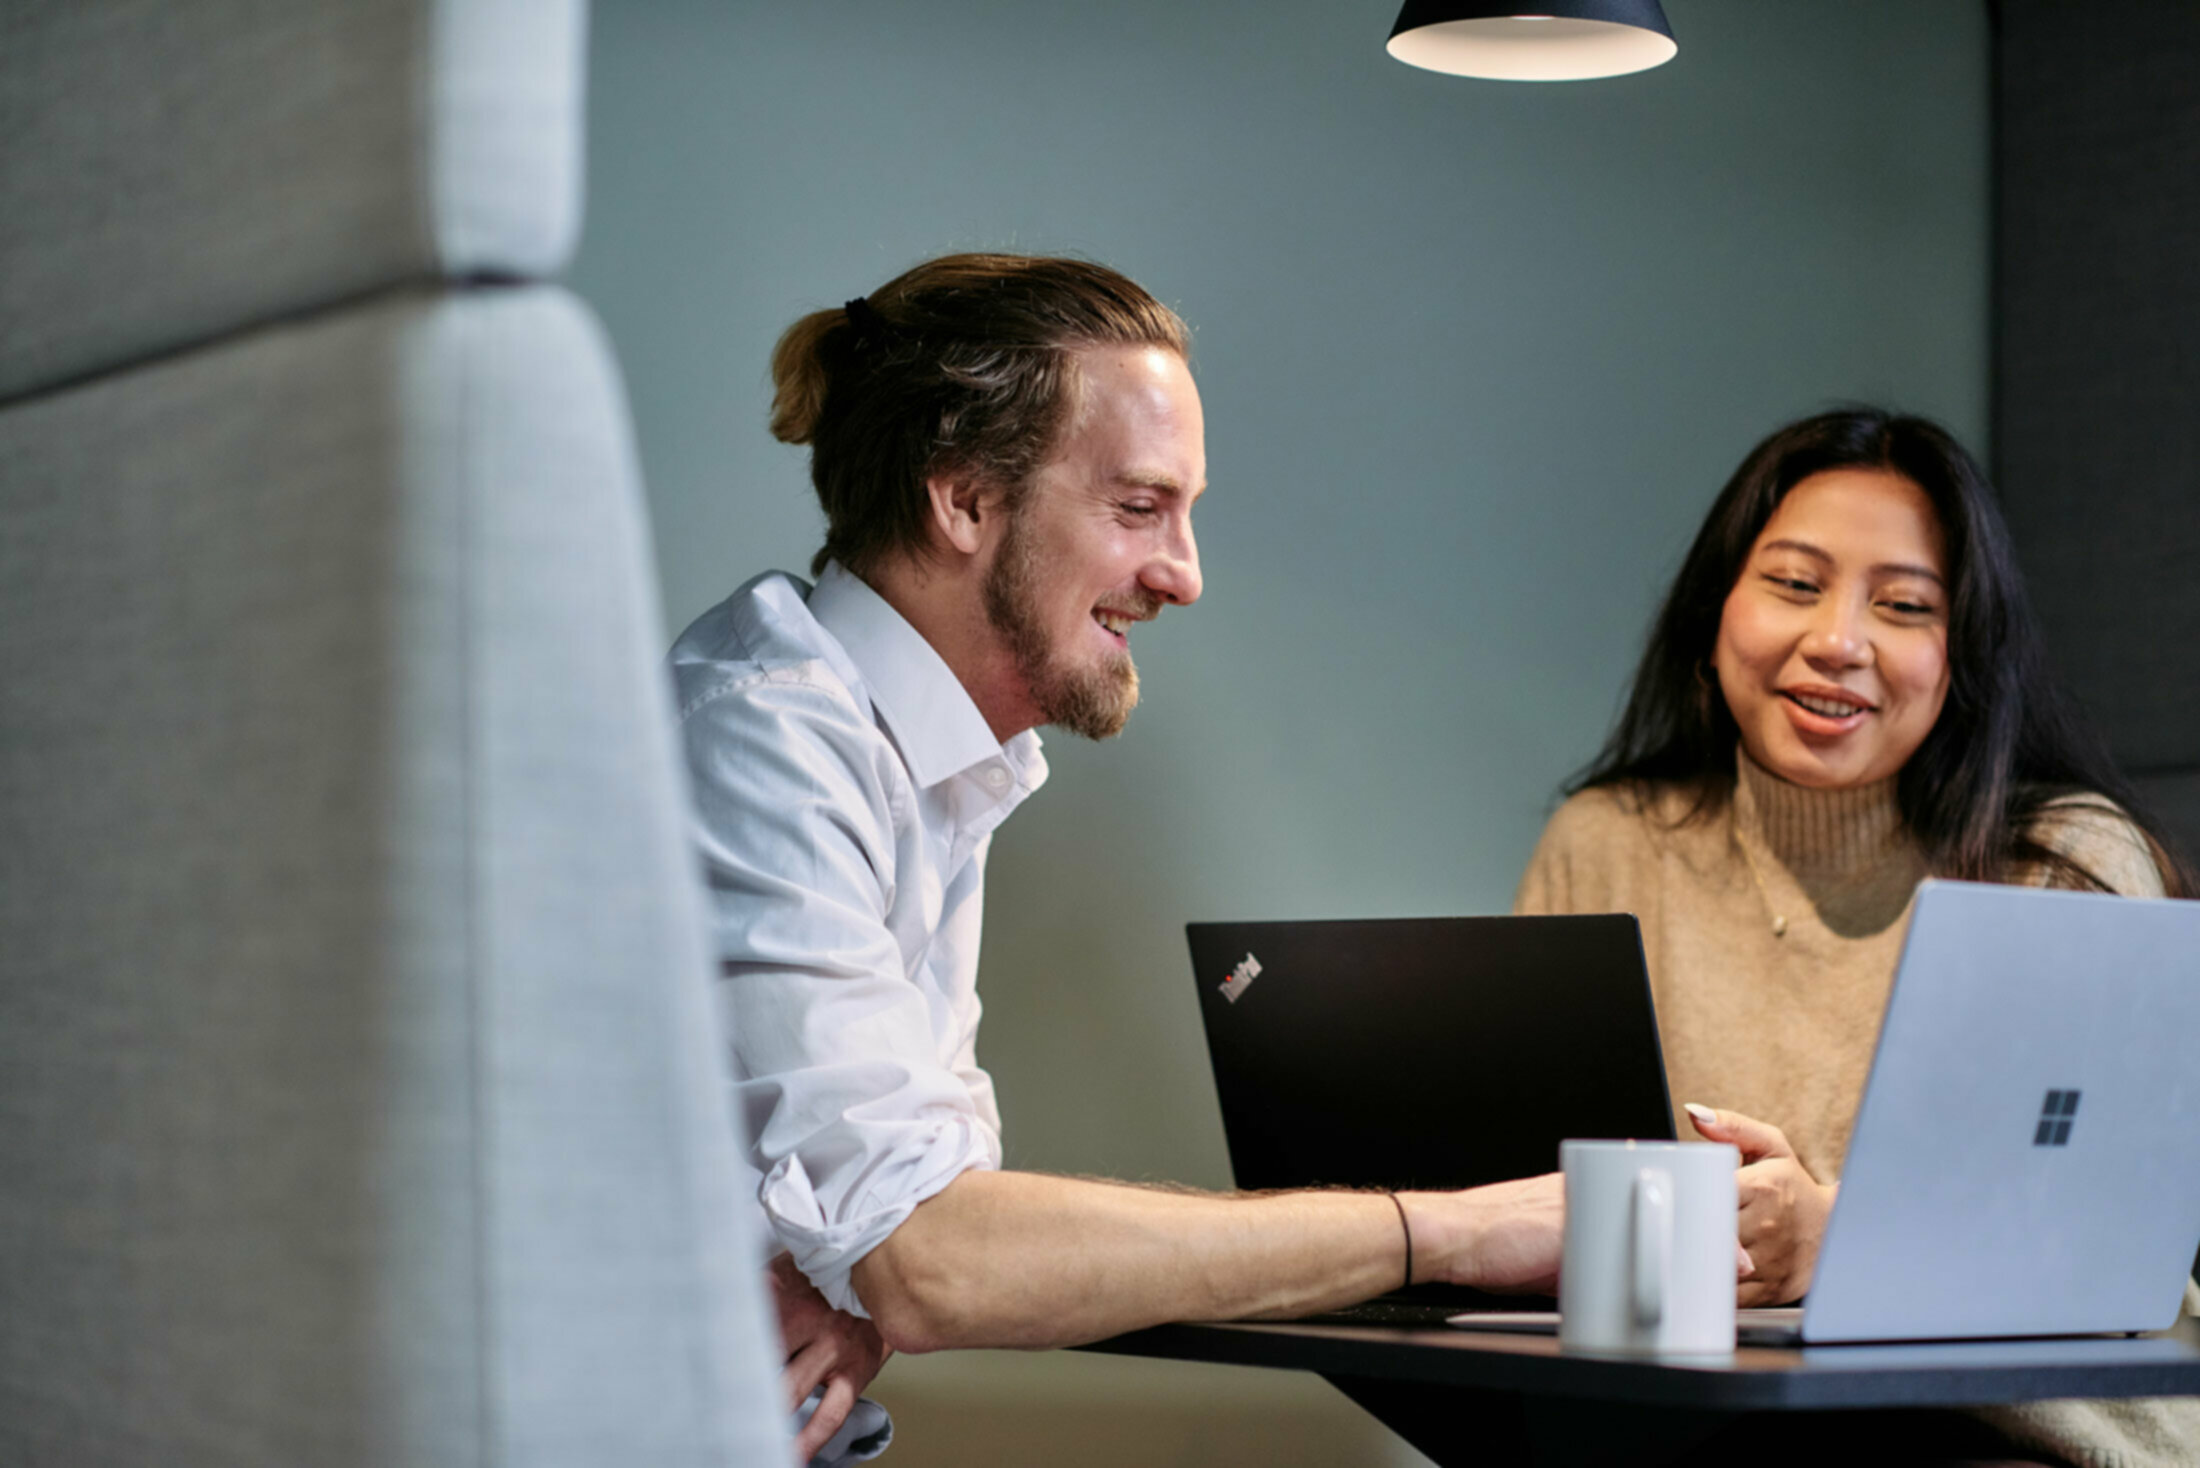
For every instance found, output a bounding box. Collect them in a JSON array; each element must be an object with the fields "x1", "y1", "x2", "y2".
[{"x1": 808, "y1": 562, "x2": 1043, "y2": 791}]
